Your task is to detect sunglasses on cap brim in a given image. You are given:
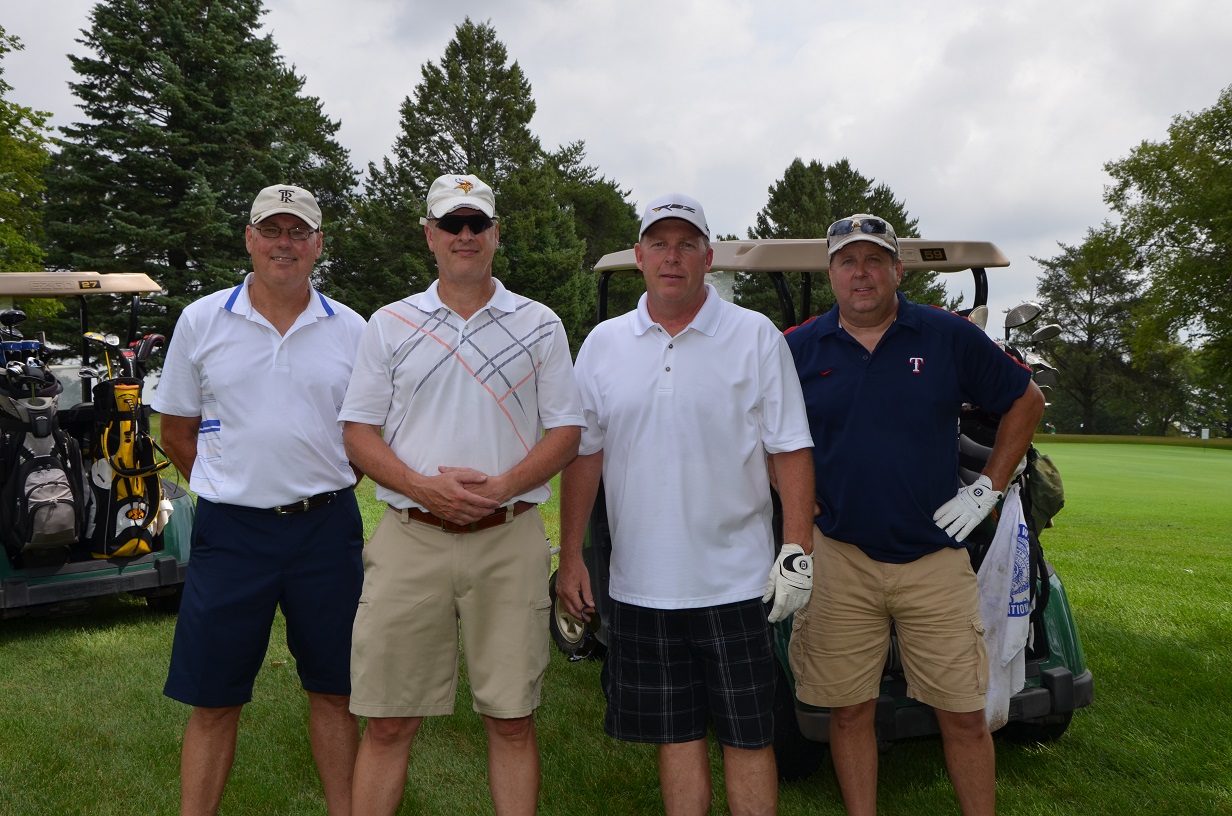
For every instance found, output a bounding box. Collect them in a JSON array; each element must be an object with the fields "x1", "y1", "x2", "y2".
[{"x1": 827, "y1": 218, "x2": 891, "y2": 238}]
